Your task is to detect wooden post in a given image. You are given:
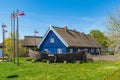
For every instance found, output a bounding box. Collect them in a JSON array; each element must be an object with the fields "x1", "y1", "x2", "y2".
[
  {"x1": 16, "y1": 9, "x2": 19, "y2": 66},
  {"x1": 47, "y1": 60, "x2": 50, "y2": 64},
  {"x1": 76, "y1": 60, "x2": 80, "y2": 64},
  {"x1": 13, "y1": 11, "x2": 16, "y2": 64},
  {"x1": 64, "y1": 60, "x2": 67, "y2": 64}
]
